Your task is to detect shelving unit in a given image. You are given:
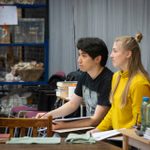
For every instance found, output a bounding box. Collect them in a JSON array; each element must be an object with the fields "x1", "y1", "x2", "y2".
[{"x1": 0, "y1": 0, "x2": 49, "y2": 85}]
